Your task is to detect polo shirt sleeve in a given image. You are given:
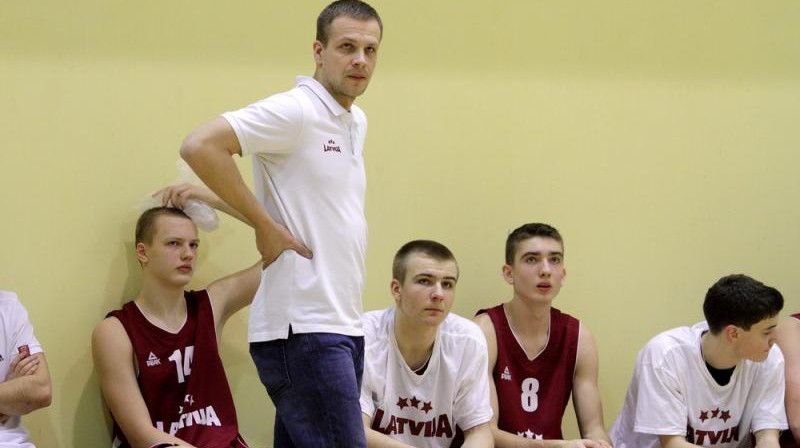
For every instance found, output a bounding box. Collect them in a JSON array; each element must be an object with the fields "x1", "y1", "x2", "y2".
[
  {"x1": 633, "y1": 342, "x2": 688, "y2": 435},
  {"x1": 2, "y1": 292, "x2": 43, "y2": 357},
  {"x1": 222, "y1": 92, "x2": 303, "y2": 157},
  {"x1": 750, "y1": 346, "x2": 789, "y2": 432},
  {"x1": 453, "y1": 330, "x2": 493, "y2": 431}
]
